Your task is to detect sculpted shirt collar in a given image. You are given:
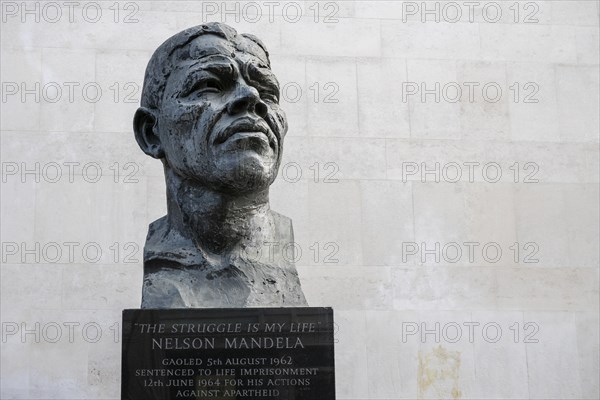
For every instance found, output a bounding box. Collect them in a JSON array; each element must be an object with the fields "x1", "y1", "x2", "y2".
[
  {"x1": 144, "y1": 216, "x2": 208, "y2": 267},
  {"x1": 143, "y1": 210, "x2": 293, "y2": 269}
]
